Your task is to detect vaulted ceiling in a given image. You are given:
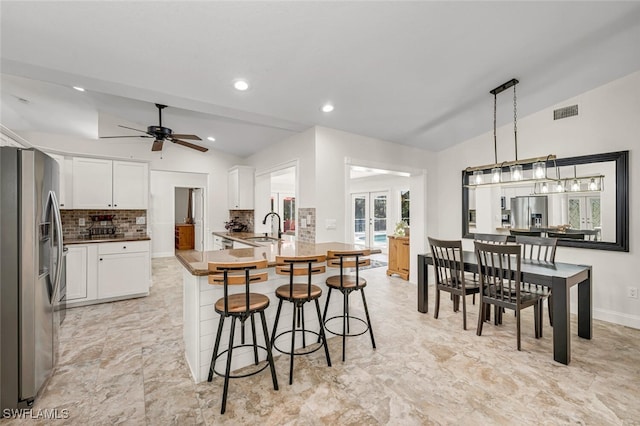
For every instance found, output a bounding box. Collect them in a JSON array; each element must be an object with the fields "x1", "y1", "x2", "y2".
[{"x1": 2, "y1": 1, "x2": 640, "y2": 157}]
